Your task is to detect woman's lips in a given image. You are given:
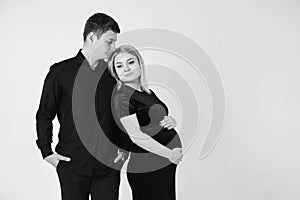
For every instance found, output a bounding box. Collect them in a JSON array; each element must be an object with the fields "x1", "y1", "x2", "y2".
[{"x1": 125, "y1": 72, "x2": 134, "y2": 76}]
